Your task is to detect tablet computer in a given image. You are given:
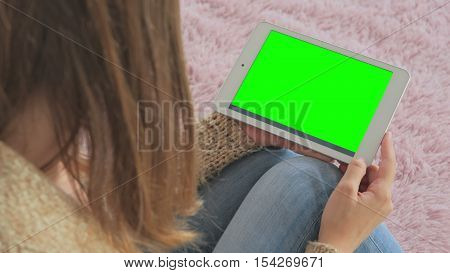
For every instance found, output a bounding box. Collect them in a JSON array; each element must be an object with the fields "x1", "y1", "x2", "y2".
[{"x1": 214, "y1": 22, "x2": 410, "y2": 164}]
